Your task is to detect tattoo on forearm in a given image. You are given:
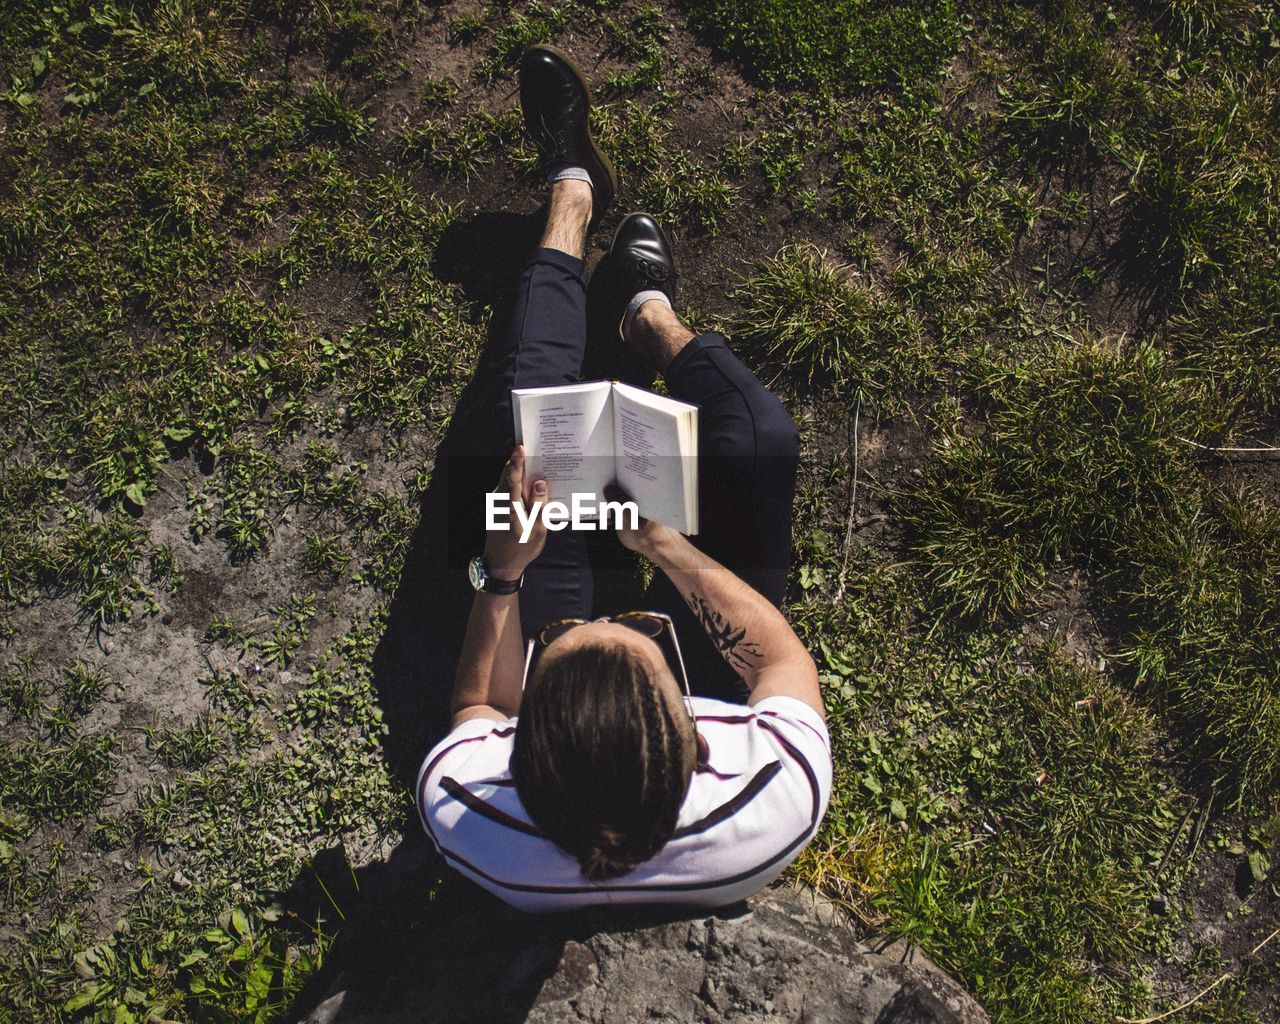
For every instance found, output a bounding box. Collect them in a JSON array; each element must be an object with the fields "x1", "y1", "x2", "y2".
[{"x1": 686, "y1": 592, "x2": 764, "y2": 671}]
